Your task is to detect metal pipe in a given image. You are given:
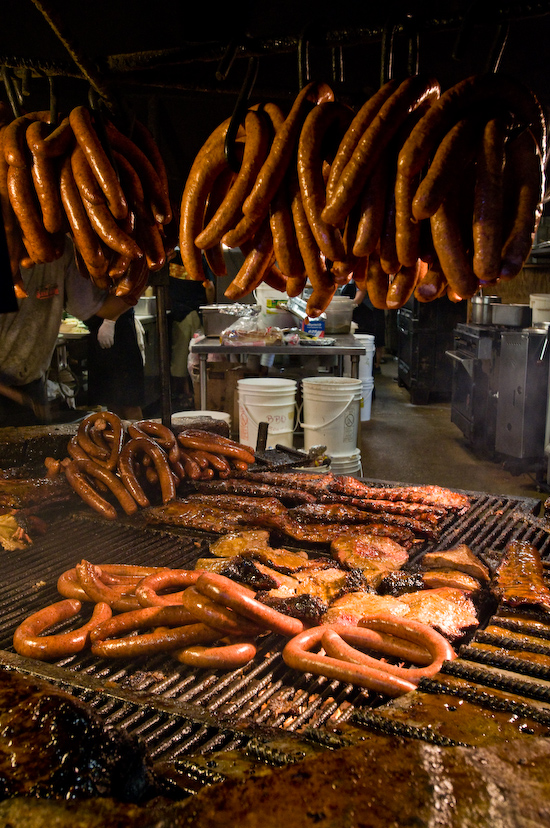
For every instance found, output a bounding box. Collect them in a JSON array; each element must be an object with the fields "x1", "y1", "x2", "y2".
[{"x1": 154, "y1": 282, "x2": 172, "y2": 427}]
